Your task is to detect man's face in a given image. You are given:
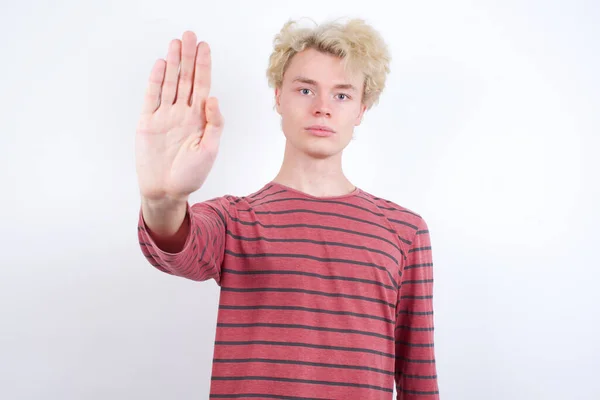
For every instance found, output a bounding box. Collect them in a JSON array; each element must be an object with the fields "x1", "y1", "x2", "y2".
[{"x1": 275, "y1": 48, "x2": 367, "y2": 159}]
